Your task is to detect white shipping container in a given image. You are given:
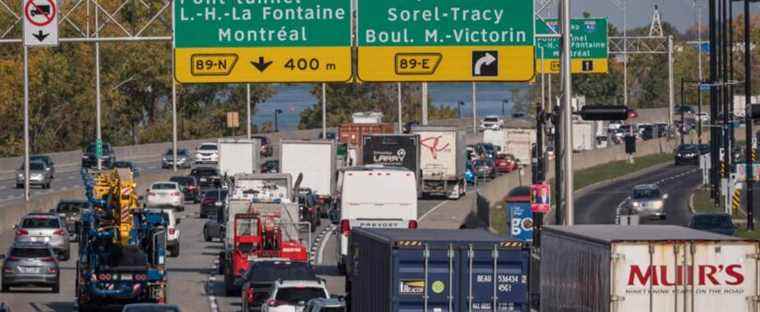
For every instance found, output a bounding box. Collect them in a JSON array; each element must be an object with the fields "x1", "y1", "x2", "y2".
[
  {"x1": 217, "y1": 138, "x2": 260, "y2": 177},
  {"x1": 413, "y1": 127, "x2": 465, "y2": 180},
  {"x1": 280, "y1": 140, "x2": 336, "y2": 198},
  {"x1": 572, "y1": 121, "x2": 596, "y2": 151},
  {"x1": 483, "y1": 129, "x2": 508, "y2": 153},
  {"x1": 541, "y1": 225, "x2": 759, "y2": 312}
]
